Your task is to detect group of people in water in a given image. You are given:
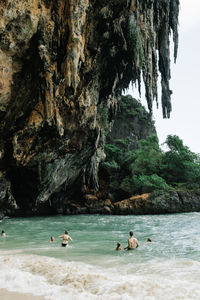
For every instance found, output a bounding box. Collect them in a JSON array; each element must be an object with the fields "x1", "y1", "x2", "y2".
[
  {"x1": 1, "y1": 228, "x2": 151, "y2": 249},
  {"x1": 116, "y1": 231, "x2": 139, "y2": 250},
  {"x1": 1, "y1": 229, "x2": 73, "y2": 247},
  {"x1": 116, "y1": 232, "x2": 152, "y2": 250},
  {"x1": 50, "y1": 230, "x2": 151, "y2": 250},
  {"x1": 50, "y1": 230, "x2": 73, "y2": 247}
]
